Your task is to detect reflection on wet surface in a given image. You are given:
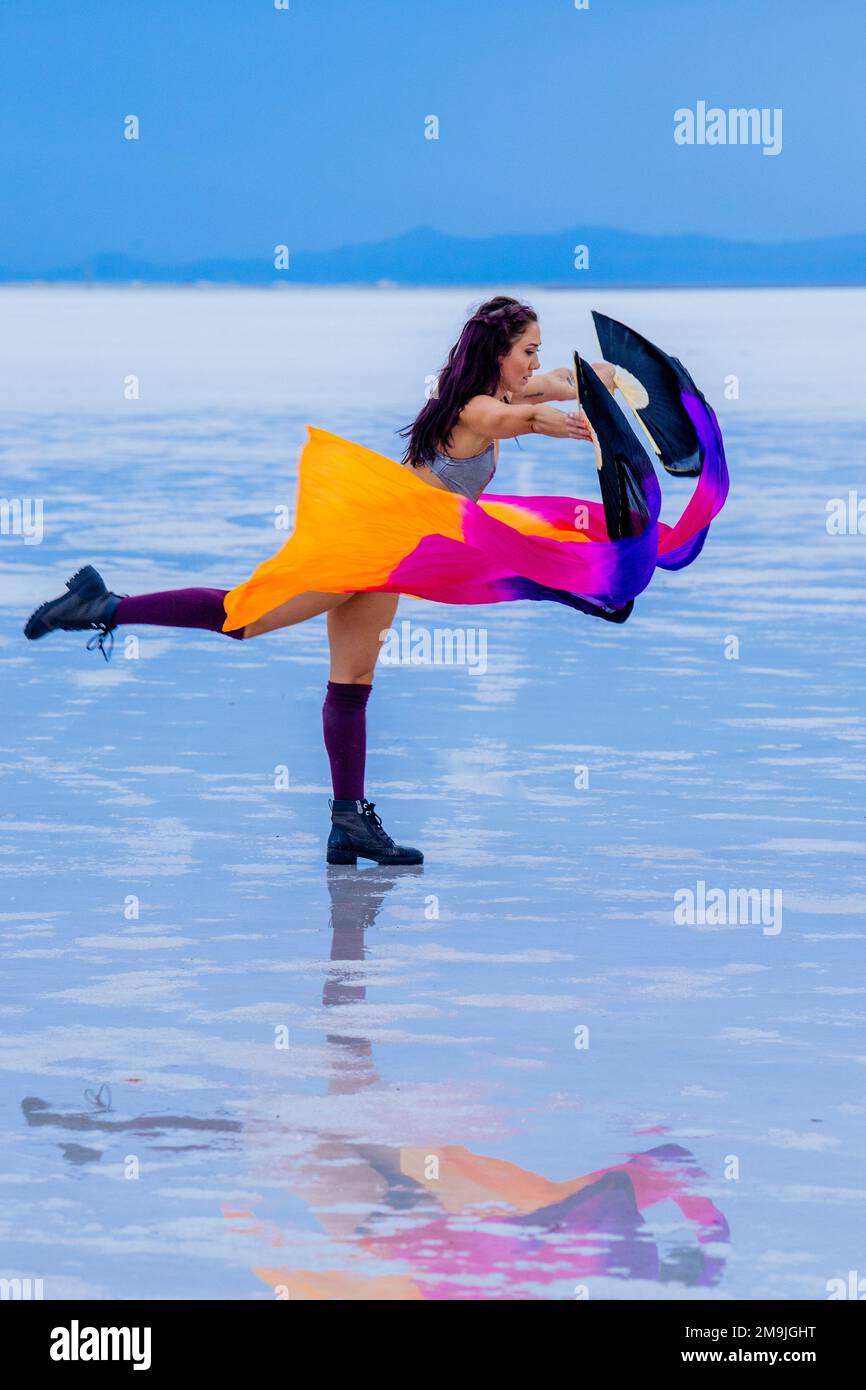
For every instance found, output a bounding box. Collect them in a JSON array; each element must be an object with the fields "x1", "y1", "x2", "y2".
[
  {"x1": 1, "y1": 288, "x2": 865, "y2": 1299},
  {"x1": 12, "y1": 869, "x2": 730, "y2": 1300},
  {"x1": 232, "y1": 868, "x2": 730, "y2": 1300}
]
